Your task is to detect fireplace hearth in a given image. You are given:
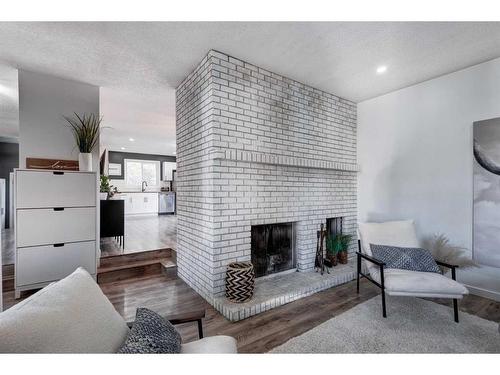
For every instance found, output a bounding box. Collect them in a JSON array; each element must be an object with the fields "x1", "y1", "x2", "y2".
[{"x1": 251, "y1": 223, "x2": 296, "y2": 278}]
